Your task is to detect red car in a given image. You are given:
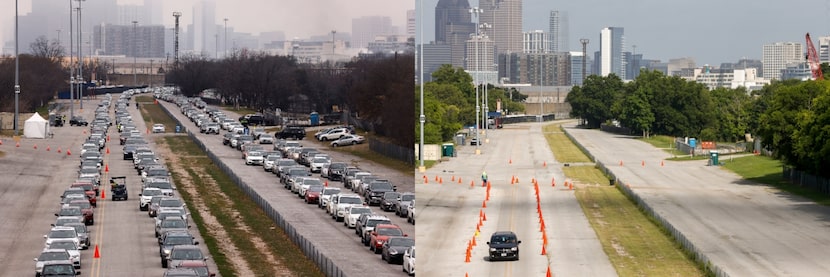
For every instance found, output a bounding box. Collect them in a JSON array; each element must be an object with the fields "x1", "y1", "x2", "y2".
[
  {"x1": 304, "y1": 185, "x2": 324, "y2": 204},
  {"x1": 70, "y1": 183, "x2": 97, "y2": 208},
  {"x1": 369, "y1": 224, "x2": 406, "y2": 254}
]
